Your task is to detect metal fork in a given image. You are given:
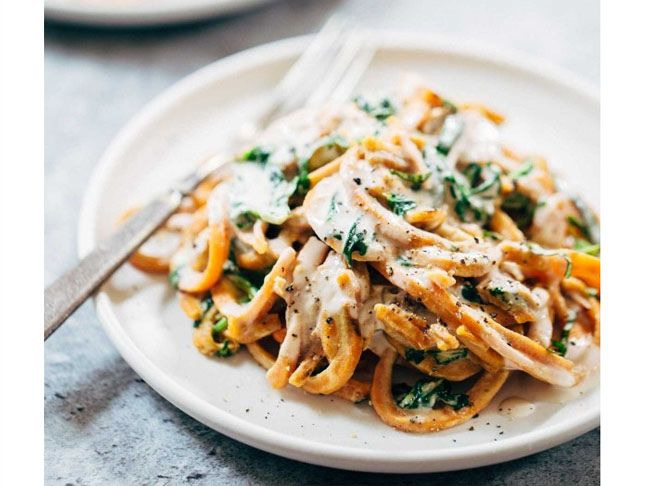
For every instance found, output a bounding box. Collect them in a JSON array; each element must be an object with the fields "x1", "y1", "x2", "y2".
[{"x1": 44, "y1": 20, "x2": 376, "y2": 340}]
